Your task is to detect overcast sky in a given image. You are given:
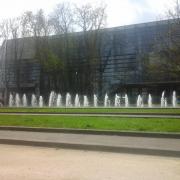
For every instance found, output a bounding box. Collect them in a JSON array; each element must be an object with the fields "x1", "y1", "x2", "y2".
[{"x1": 0, "y1": 0, "x2": 175, "y2": 27}]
